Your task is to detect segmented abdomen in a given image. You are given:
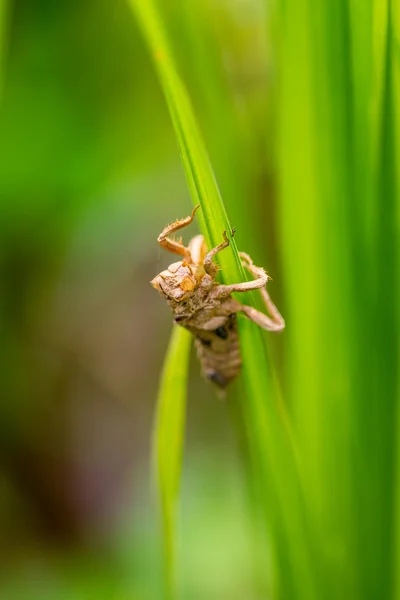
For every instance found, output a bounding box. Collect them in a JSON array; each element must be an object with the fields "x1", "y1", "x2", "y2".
[{"x1": 187, "y1": 314, "x2": 242, "y2": 389}]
